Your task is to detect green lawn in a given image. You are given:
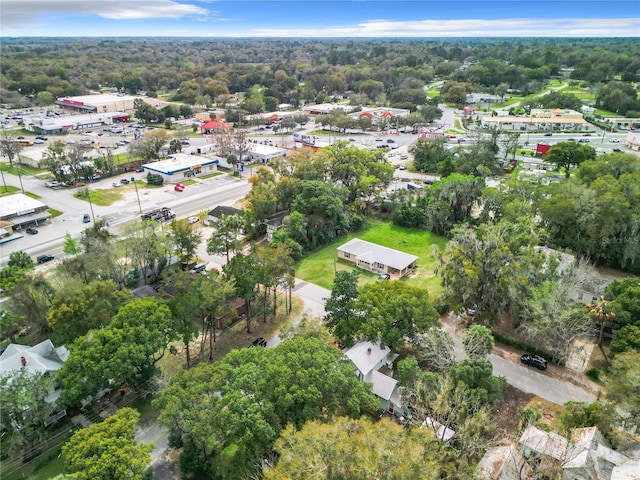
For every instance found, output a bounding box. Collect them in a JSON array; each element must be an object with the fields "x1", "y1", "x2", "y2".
[
  {"x1": 0, "y1": 185, "x2": 20, "y2": 196},
  {"x1": 295, "y1": 220, "x2": 448, "y2": 295},
  {"x1": 0, "y1": 163, "x2": 46, "y2": 177},
  {"x1": 73, "y1": 187, "x2": 124, "y2": 206},
  {"x1": 199, "y1": 172, "x2": 224, "y2": 180}
]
